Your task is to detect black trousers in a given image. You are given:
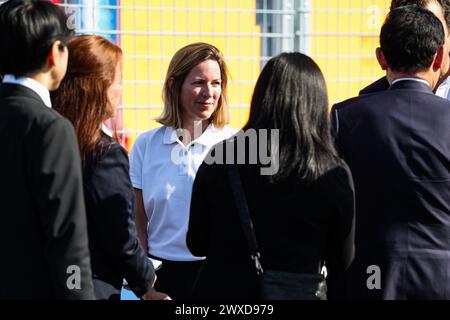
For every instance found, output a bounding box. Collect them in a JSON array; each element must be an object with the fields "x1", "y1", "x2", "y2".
[
  {"x1": 93, "y1": 278, "x2": 121, "y2": 300},
  {"x1": 151, "y1": 255, "x2": 204, "y2": 300}
]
